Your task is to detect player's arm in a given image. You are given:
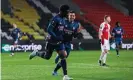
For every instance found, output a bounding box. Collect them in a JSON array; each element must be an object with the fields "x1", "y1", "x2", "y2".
[
  {"x1": 73, "y1": 23, "x2": 82, "y2": 38},
  {"x1": 47, "y1": 18, "x2": 58, "y2": 37},
  {"x1": 109, "y1": 26, "x2": 111, "y2": 38},
  {"x1": 111, "y1": 28, "x2": 115, "y2": 37},
  {"x1": 99, "y1": 24, "x2": 104, "y2": 40},
  {"x1": 121, "y1": 27, "x2": 124, "y2": 35},
  {"x1": 121, "y1": 27, "x2": 124, "y2": 38},
  {"x1": 18, "y1": 28, "x2": 23, "y2": 39},
  {"x1": 77, "y1": 23, "x2": 82, "y2": 33},
  {"x1": 17, "y1": 33, "x2": 20, "y2": 37},
  {"x1": 109, "y1": 31, "x2": 111, "y2": 38},
  {"x1": 47, "y1": 18, "x2": 62, "y2": 40},
  {"x1": 99, "y1": 30, "x2": 102, "y2": 40}
]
